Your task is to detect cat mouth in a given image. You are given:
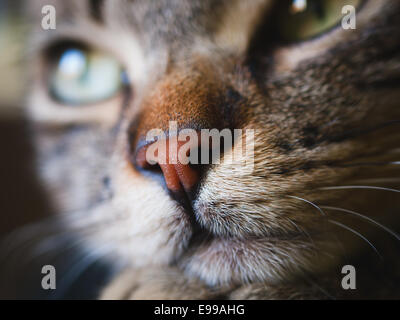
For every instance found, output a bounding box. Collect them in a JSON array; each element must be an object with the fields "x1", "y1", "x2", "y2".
[
  {"x1": 159, "y1": 184, "x2": 319, "y2": 284},
  {"x1": 173, "y1": 196, "x2": 312, "y2": 257},
  {"x1": 172, "y1": 202, "x2": 318, "y2": 286},
  {"x1": 184, "y1": 216, "x2": 310, "y2": 246}
]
